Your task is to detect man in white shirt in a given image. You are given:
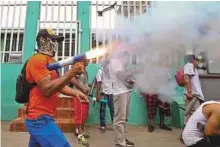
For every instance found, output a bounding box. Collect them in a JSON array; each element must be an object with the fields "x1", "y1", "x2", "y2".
[
  {"x1": 96, "y1": 59, "x2": 114, "y2": 133},
  {"x1": 182, "y1": 100, "x2": 220, "y2": 147},
  {"x1": 183, "y1": 54, "x2": 205, "y2": 124},
  {"x1": 110, "y1": 52, "x2": 135, "y2": 147}
]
